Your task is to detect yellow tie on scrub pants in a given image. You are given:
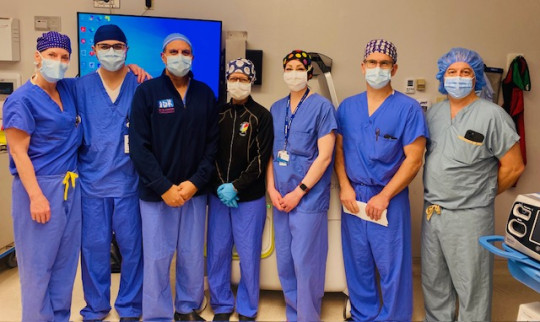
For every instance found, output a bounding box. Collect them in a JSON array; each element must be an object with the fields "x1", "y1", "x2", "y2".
[
  {"x1": 425, "y1": 204, "x2": 441, "y2": 221},
  {"x1": 62, "y1": 171, "x2": 79, "y2": 200}
]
